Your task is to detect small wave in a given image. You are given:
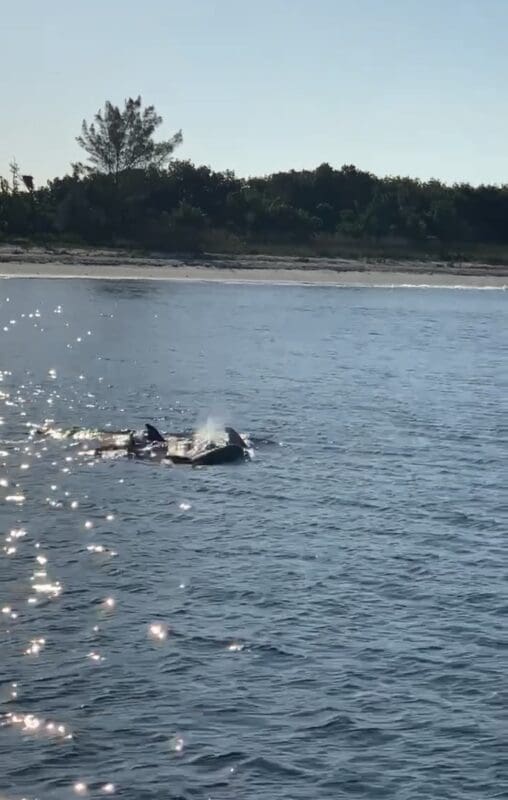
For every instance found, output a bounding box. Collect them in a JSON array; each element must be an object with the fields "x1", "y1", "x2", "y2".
[
  {"x1": 382, "y1": 283, "x2": 507, "y2": 291},
  {"x1": 127, "y1": 275, "x2": 507, "y2": 291},
  {"x1": 188, "y1": 750, "x2": 246, "y2": 771},
  {"x1": 243, "y1": 756, "x2": 307, "y2": 779},
  {"x1": 300, "y1": 713, "x2": 355, "y2": 737},
  {"x1": 253, "y1": 641, "x2": 303, "y2": 660}
]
